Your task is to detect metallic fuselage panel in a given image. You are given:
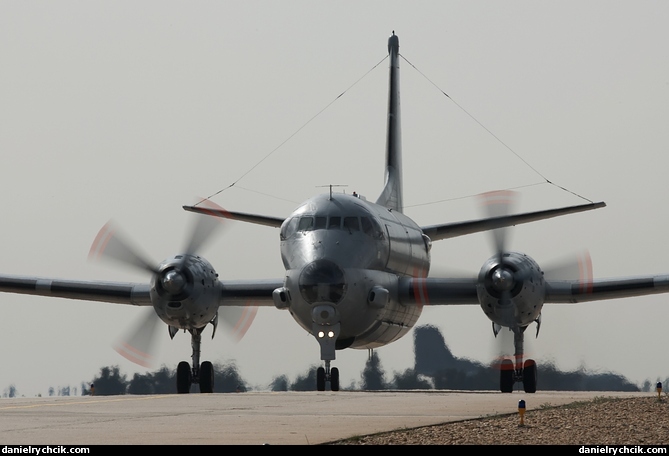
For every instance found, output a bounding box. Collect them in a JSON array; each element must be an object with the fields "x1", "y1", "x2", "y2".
[{"x1": 279, "y1": 193, "x2": 429, "y2": 348}]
